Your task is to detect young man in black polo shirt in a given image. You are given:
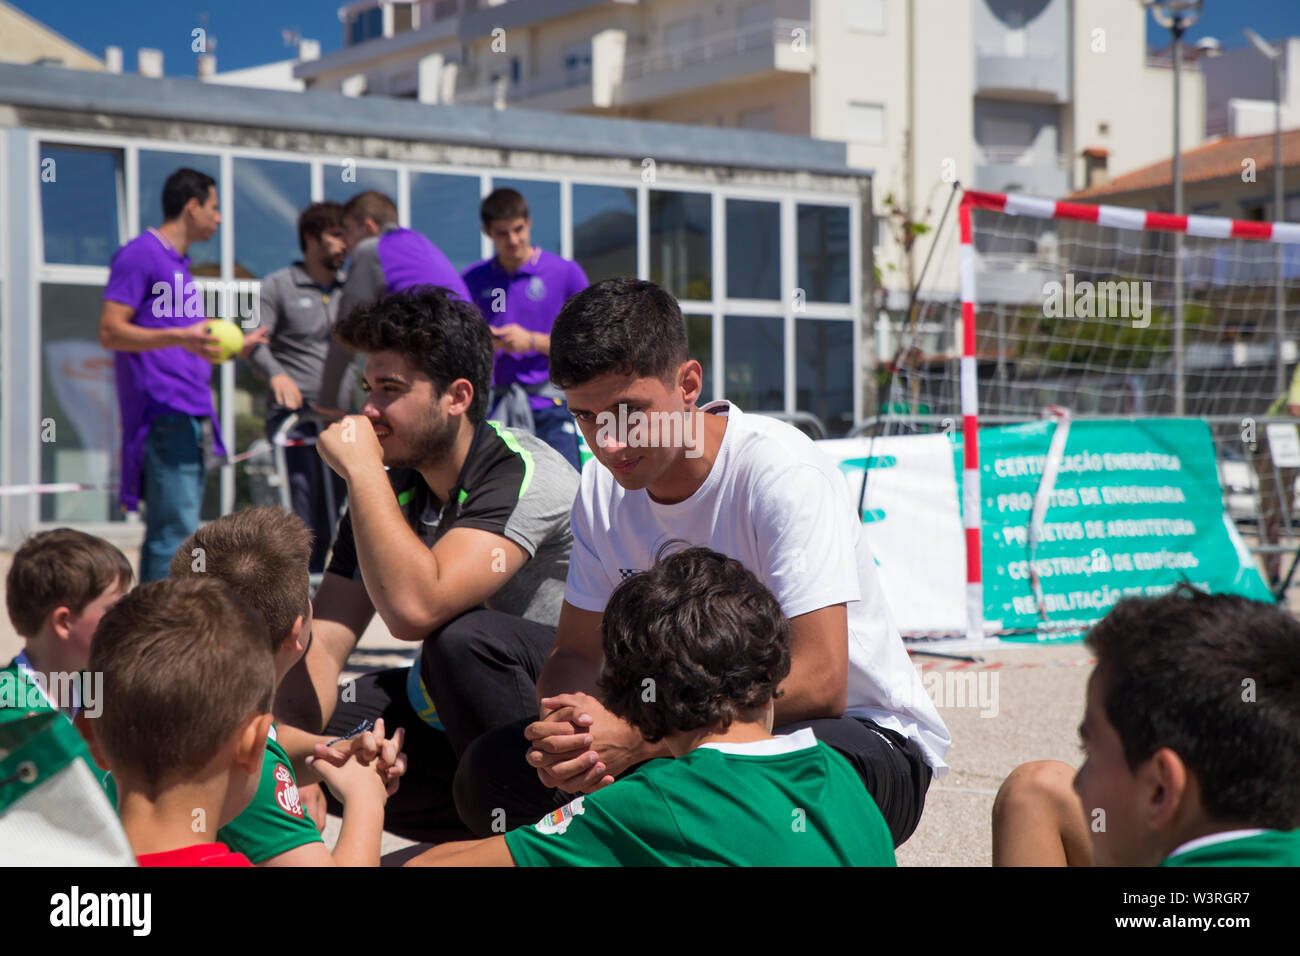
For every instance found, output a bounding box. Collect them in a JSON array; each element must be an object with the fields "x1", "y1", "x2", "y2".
[{"x1": 275, "y1": 288, "x2": 578, "y2": 840}]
